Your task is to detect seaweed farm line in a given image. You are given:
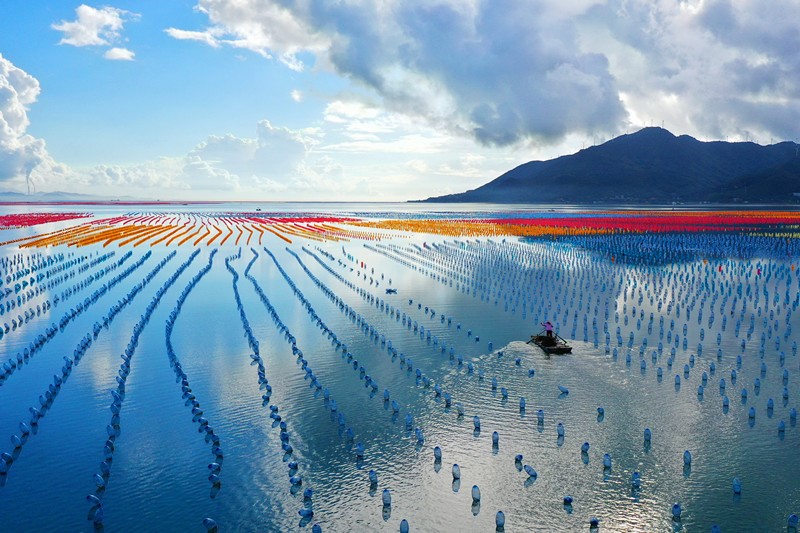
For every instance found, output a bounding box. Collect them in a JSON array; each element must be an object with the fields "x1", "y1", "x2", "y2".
[{"x1": 1, "y1": 205, "x2": 800, "y2": 532}]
